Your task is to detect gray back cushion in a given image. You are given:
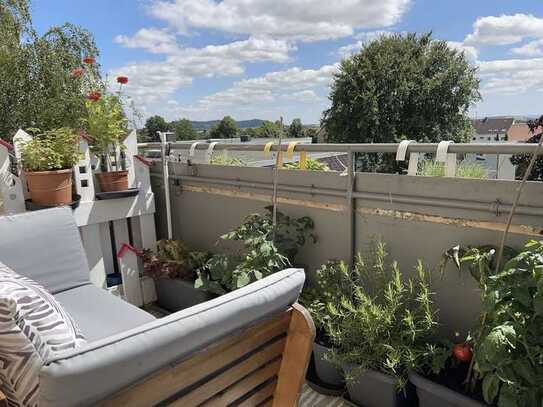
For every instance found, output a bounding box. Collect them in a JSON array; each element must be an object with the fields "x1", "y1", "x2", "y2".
[{"x1": 0, "y1": 208, "x2": 90, "y2": 294}]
